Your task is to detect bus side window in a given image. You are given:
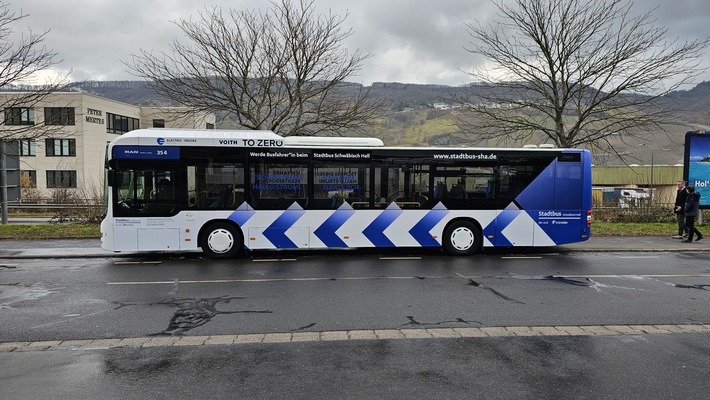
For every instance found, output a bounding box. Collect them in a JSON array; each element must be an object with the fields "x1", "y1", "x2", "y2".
[
  {"x1": 154, "y1": 178, "x2": 172, "y2": 199},
  {"x1": 448, "y1": 183, "x2": 465, "y2": 199},
  {"x1": 140, "y1": 172, "x2": 178, "y2": 215},
  {"x1": 555, "y1": 163, "x2": 582, "y2": 209},
  {"x1": 433, "y1": 181, "x2": 447, "y2": 199},
  {"x1": 250, "y1": 162, "x2": 308, "y2": 210}
]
